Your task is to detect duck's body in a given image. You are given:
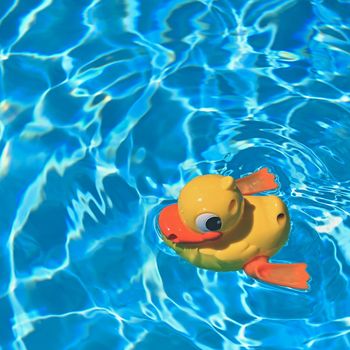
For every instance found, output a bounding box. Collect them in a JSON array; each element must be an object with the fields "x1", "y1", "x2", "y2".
[
  {"x1": 164, "y1": 195, "x2": 289, "y2": 271},
  {"x1": 159, "y1": 168, "x2": 309, "y2": 289}
]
